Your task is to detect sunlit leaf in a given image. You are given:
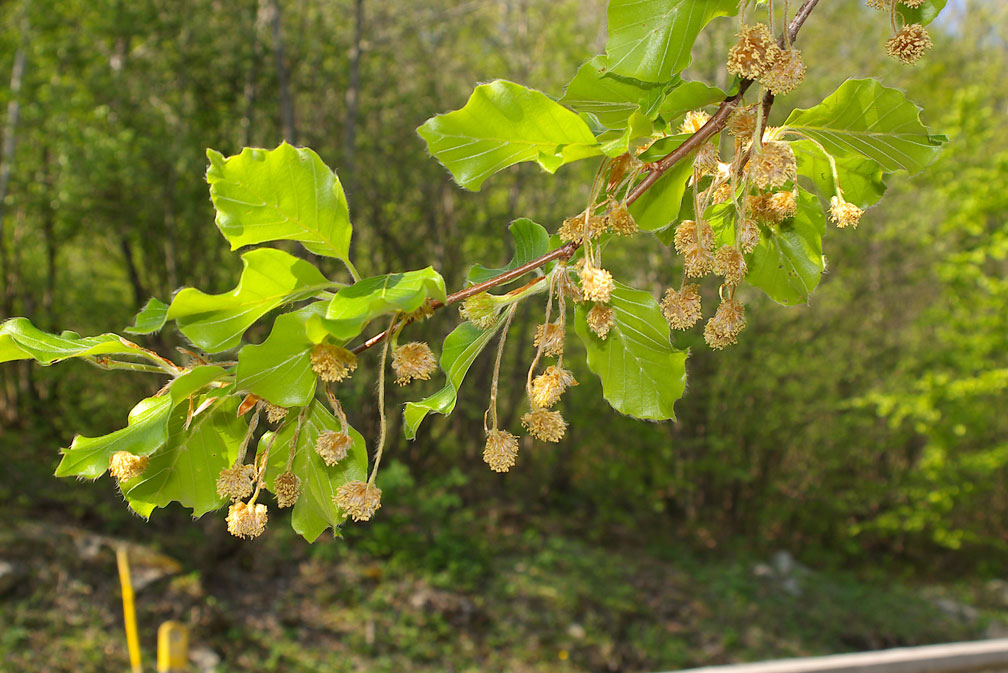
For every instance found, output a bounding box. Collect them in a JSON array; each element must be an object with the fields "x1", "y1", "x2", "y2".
[
  {"x1": 123, "y1": 396, "x2": 246, "y2": 517},
  {"x1": 206, "y1": 142, "x2": 352, "y2": 260},
  {"x1": 606, "y1": 0, "x2": 737, "y2": 83},
  {"x1": 169, "y1": 365, "x2": 230, "y2": 404},
  {"x1": 467, "y1": 219, "x2": 551, "y2": 286},
  {"x1": 784, "y1": 78, "x2": 947, "y2": 174},
  {"x1": 322, "y1": 267, "x2": 446, "y2": 340},
  {"x1": 1, "y1": 317, "x2": 138, "y2": 365},
  {"x1": 418, "y1": 80, "x2": 601, "y2": 191},
  {"x1": 166, "y1": 248, "x2": 330, "y2": 353},
  {"x1": 125, "y1": 297, "x2": 169, "y2": 335},
  {"x1": 599, "y1": 109, "x2": 655, "y2": 157},
  {"x1": 575, "y1": 282, "x2": 687, "y2": 420},
  {"x1": 559, "y1": 55, "x2": 657, "y2": 130},
  {"x1": 236, "y1": 304, "x2": 328, "y2": 408},
  {"x1": 793, "y1": 139, "x2": 888, "y2": 209},
  {"x1": 629, "y1": 158, "x2": 693, "y2": 232},
  {"x1": 896, "y1": 0, "x2": 947, "y2": 26},
  {"x1": 54, "y1": 396, "x2": 173, "y2": 479},
  {"x1": 656, "y1": 80, "x2": 726, "y2": 124},
  {"x1": 746, "y1": 189, "x2": 826, "y2": 306}
]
